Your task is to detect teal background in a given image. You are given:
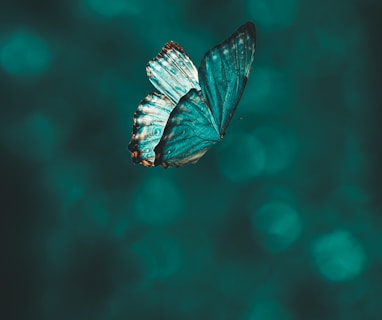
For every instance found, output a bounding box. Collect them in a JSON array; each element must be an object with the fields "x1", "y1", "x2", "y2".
[{"x1": 1, "y1": 0, "x2": 381, "y2": 319}]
